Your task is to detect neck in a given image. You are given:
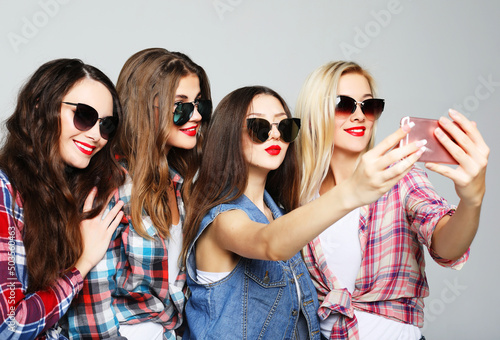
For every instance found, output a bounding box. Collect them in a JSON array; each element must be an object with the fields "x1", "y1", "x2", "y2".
[
  {"x1": 244, "y1": 166, "x2": 269, "y2": 215},
  {"x1": 320, "y1": 150, "x2": 360, "y2": 195}
]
